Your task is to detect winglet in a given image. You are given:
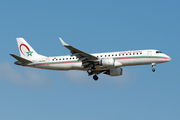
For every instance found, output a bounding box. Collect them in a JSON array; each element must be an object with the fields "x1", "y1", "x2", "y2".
[{"x1": 59, "y1": 37, "x2": 69, "y2": 46}]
